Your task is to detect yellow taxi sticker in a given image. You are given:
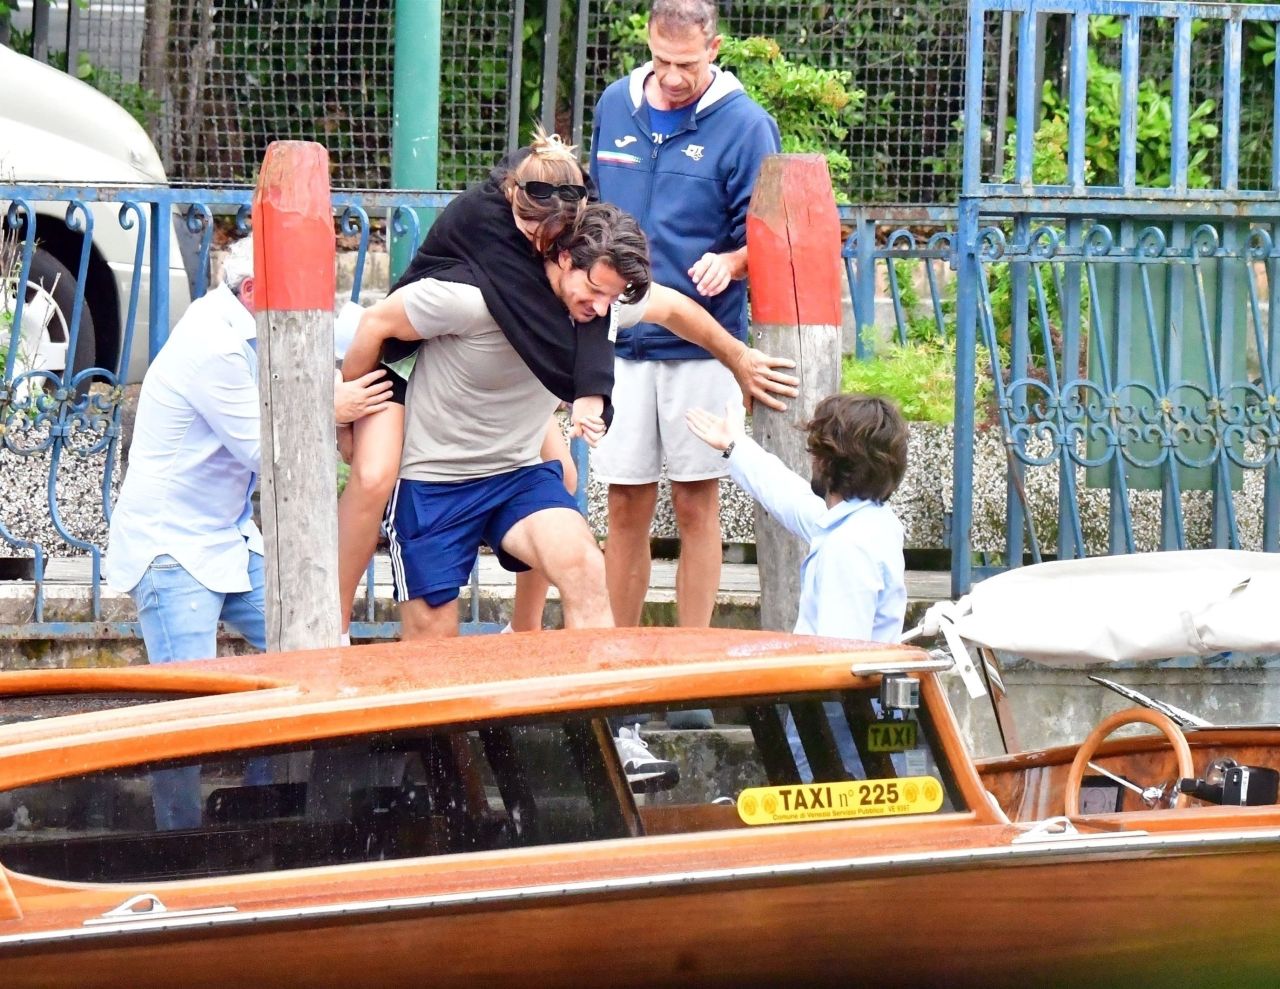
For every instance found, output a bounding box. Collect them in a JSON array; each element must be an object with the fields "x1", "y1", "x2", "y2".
[
  {"x1": 736, "y1": 777, "x2": 944, "y2": 826},
  {"x1": 867, "y1": 720, "x2": 917, "y2": 752}
]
